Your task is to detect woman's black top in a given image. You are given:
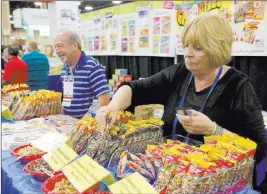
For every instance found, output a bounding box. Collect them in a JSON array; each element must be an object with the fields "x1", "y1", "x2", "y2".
[{"x1": 122, "y1": 63, "x2": 267, "y2": 163}]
